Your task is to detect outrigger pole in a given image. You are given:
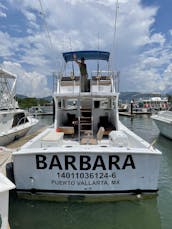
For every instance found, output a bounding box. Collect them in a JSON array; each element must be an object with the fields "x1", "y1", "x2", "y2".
[
  {"x1": 69, "y1": 38, "x2": 75, "y2": 77},
  {"x1": 111, "y1": 0, "x2": 119, "y2": 68},
  {"x1": 97, "y1": 33, "x2": 100, "y2": 76}
]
